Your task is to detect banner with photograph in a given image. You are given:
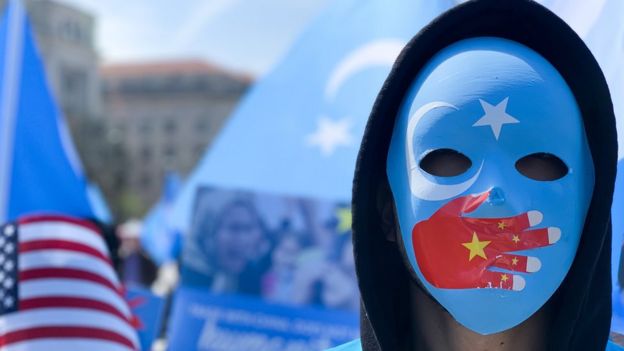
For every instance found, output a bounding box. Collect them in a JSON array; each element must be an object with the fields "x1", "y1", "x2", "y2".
[{"x1": 168, "y1": 186, "x2": 359, "y2": 350}]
